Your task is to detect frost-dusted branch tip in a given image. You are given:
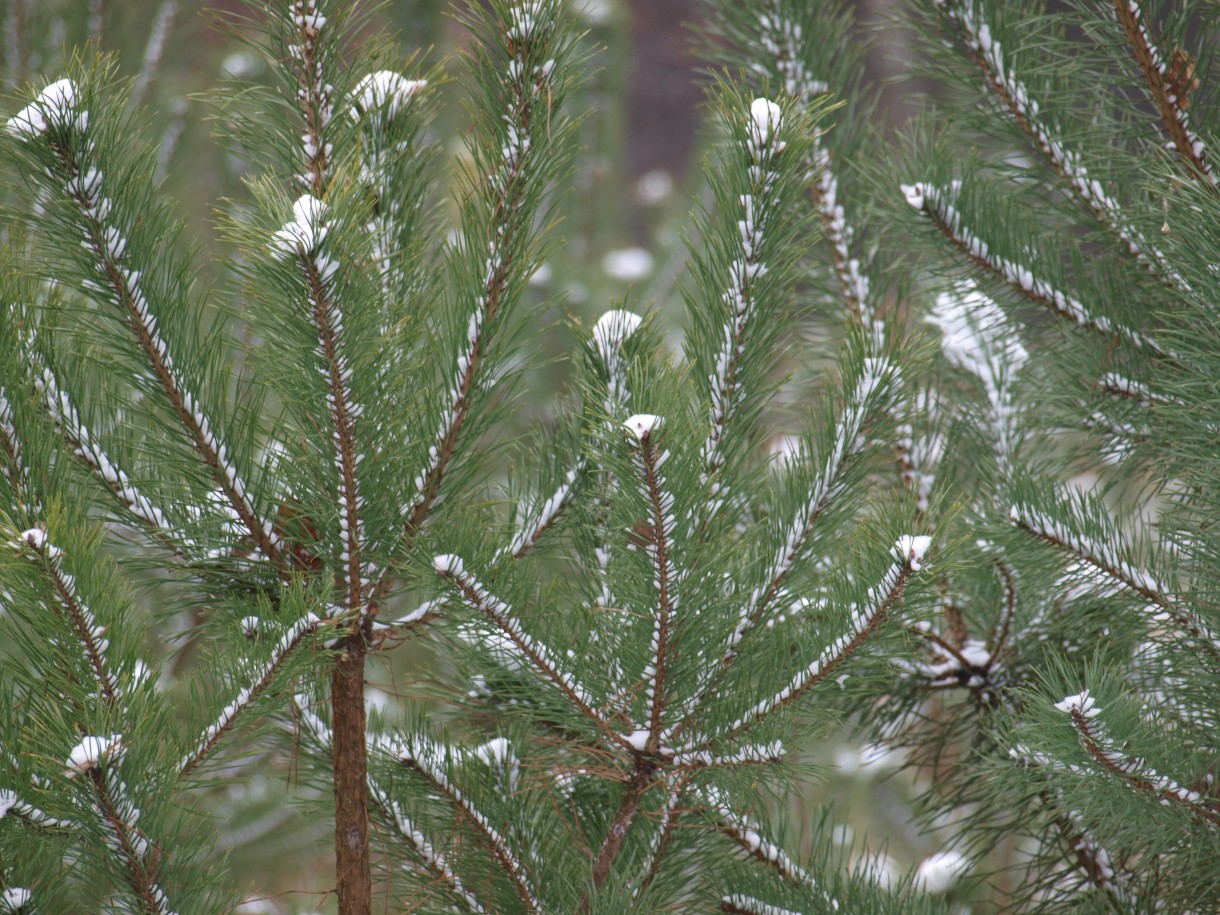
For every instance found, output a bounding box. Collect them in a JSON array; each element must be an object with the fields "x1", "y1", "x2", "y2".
[
  {"x1": 6, "y1": 77, "x2": 80, "y2": 138},
  {"x1": 433, "y1": 553, "x2": 465, "y2": 576},
  {"x1": 624, "y1": 413, "x2": 662, "y2": 441},
  {"x1": 896, "y1": 534, "x2": 932, "y2": 570},
  {"x1": 350, "y1": 70, "x2": 427, "y2": 120}
]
